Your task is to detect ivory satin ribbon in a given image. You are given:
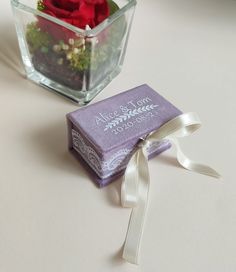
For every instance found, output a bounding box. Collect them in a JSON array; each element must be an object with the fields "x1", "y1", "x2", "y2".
[{"x1": 121, "y1": 112, "x2": 220, "y2": 264}]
